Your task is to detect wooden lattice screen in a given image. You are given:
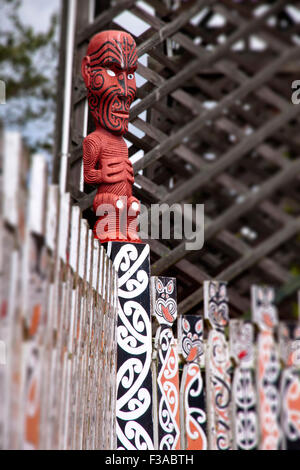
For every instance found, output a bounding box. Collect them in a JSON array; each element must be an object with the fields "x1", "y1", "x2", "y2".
[{"x1": 54, "y1": 0, "x2": 300, "y2": 319}]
